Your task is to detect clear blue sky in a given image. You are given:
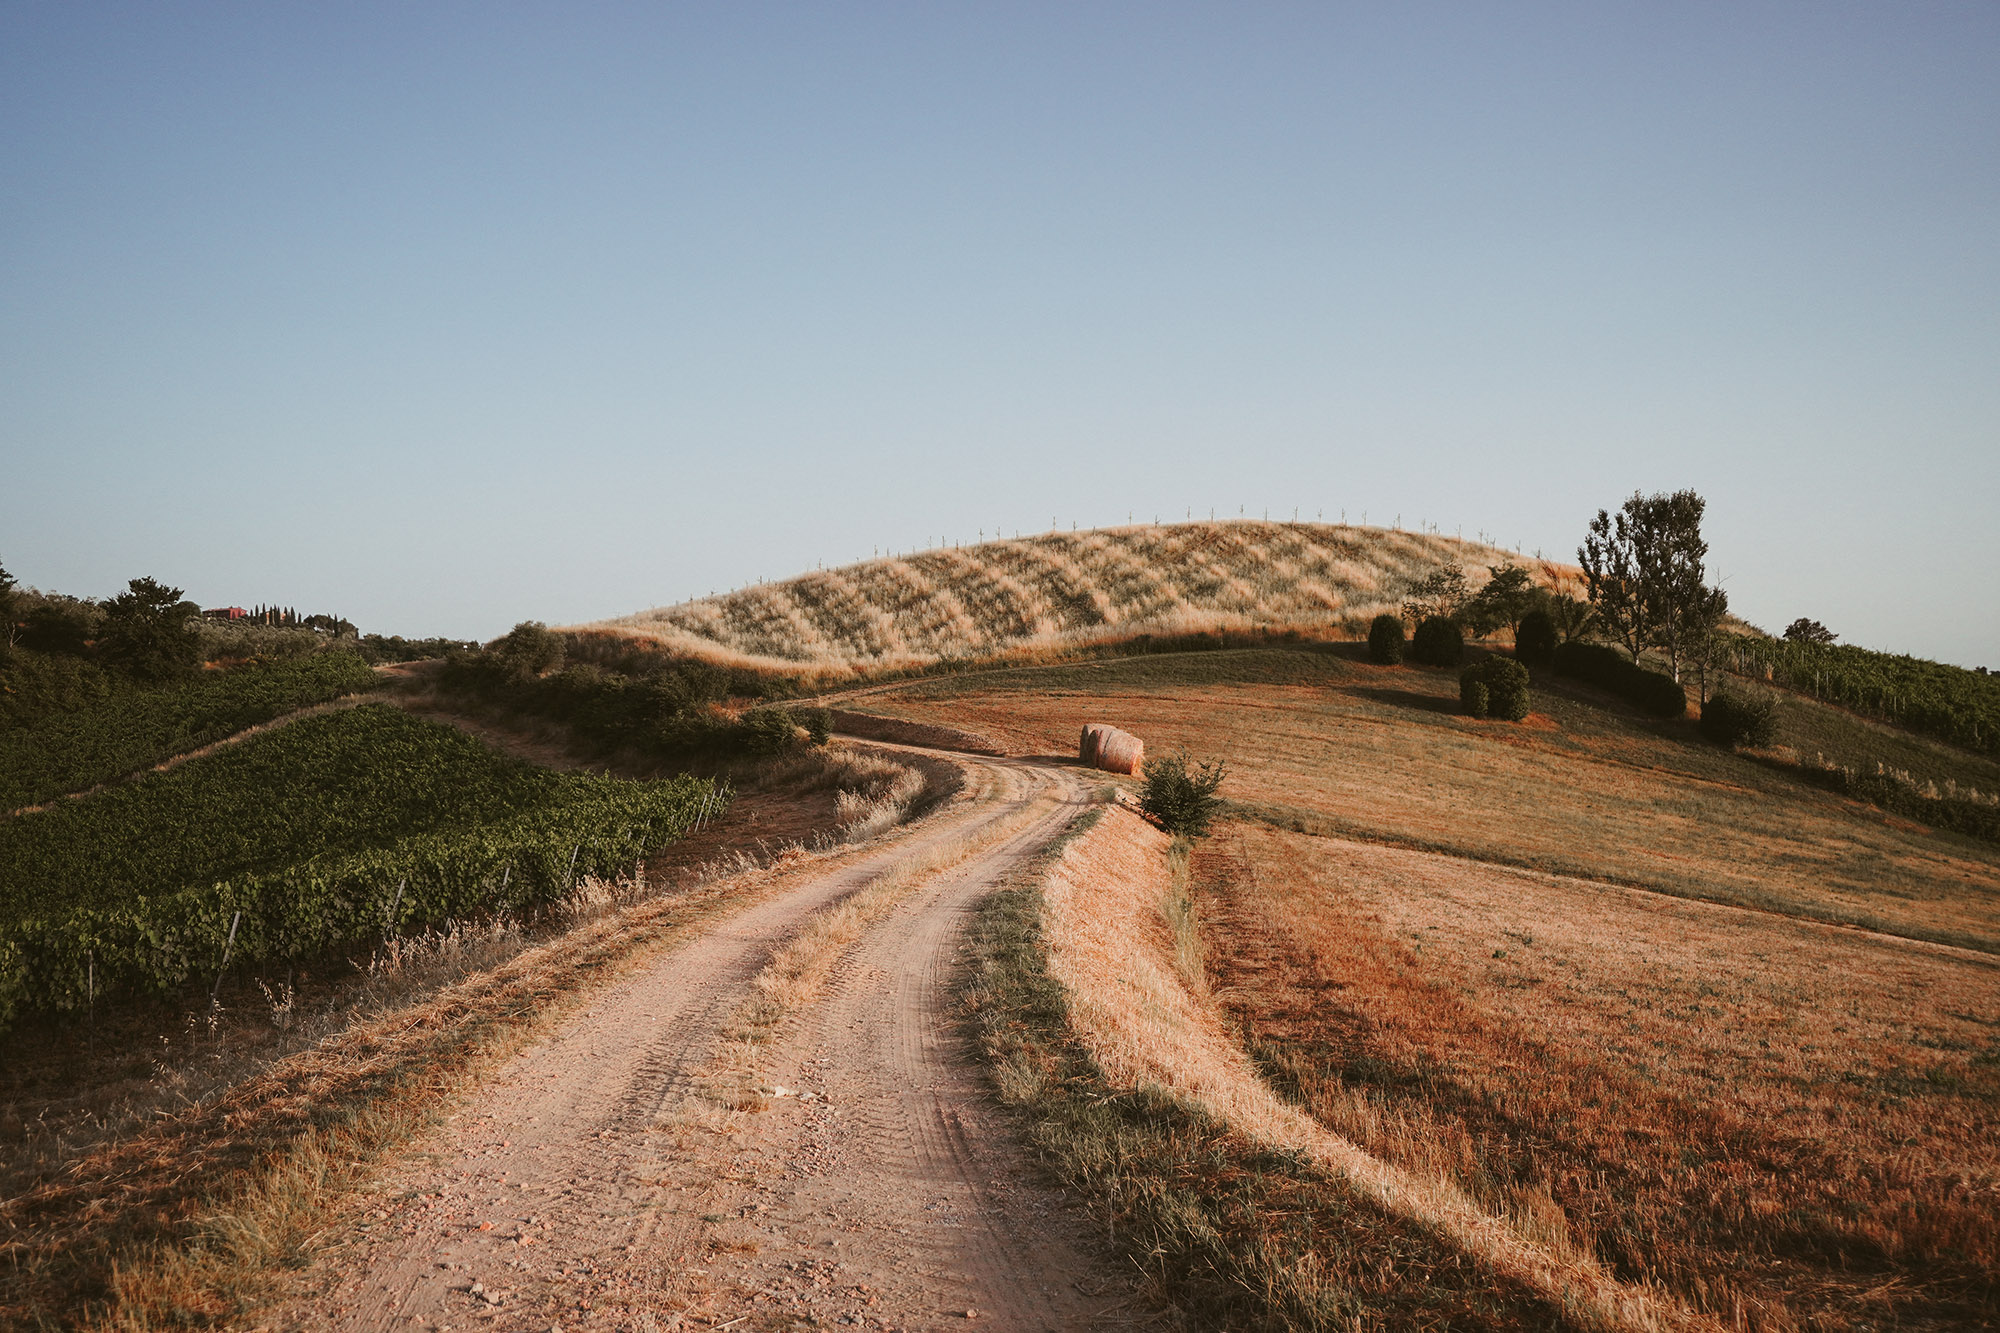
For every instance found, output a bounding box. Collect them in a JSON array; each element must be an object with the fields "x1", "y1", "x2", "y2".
[{"x1": 5, "y1": 3, "x2": 1995, "y2": 665}]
